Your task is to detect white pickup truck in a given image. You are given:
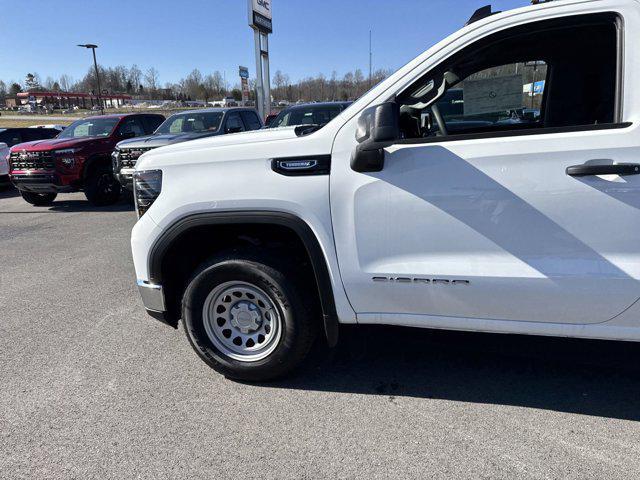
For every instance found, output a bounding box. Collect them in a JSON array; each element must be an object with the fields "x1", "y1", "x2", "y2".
[{"x1": 131, "y1": 0, "x2": 640, "y2": 381}]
